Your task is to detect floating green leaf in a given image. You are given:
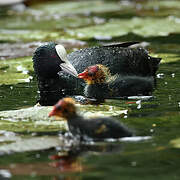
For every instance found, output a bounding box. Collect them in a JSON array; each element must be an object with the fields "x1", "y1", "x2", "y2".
[
  {"x1": 32, "y1": 1, "x2": 124, "y2": 16},
  {"x1": 170, "y1": 138, "x2": 180, "y2": 149},
  {"x1": 71, "y1": 17, "x2": 180, "y2": 39},
  {"x1": 0, "y1": 136, "x2": 64, "y2": 153},
  {"x1": 0, "y1": 57, "x2": 33, "y2": 85}
]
